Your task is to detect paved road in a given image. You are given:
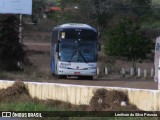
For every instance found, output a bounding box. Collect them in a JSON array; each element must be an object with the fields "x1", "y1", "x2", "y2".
[{"x1": 52, "y1": 78, "x2": 158, "y2": 90}]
